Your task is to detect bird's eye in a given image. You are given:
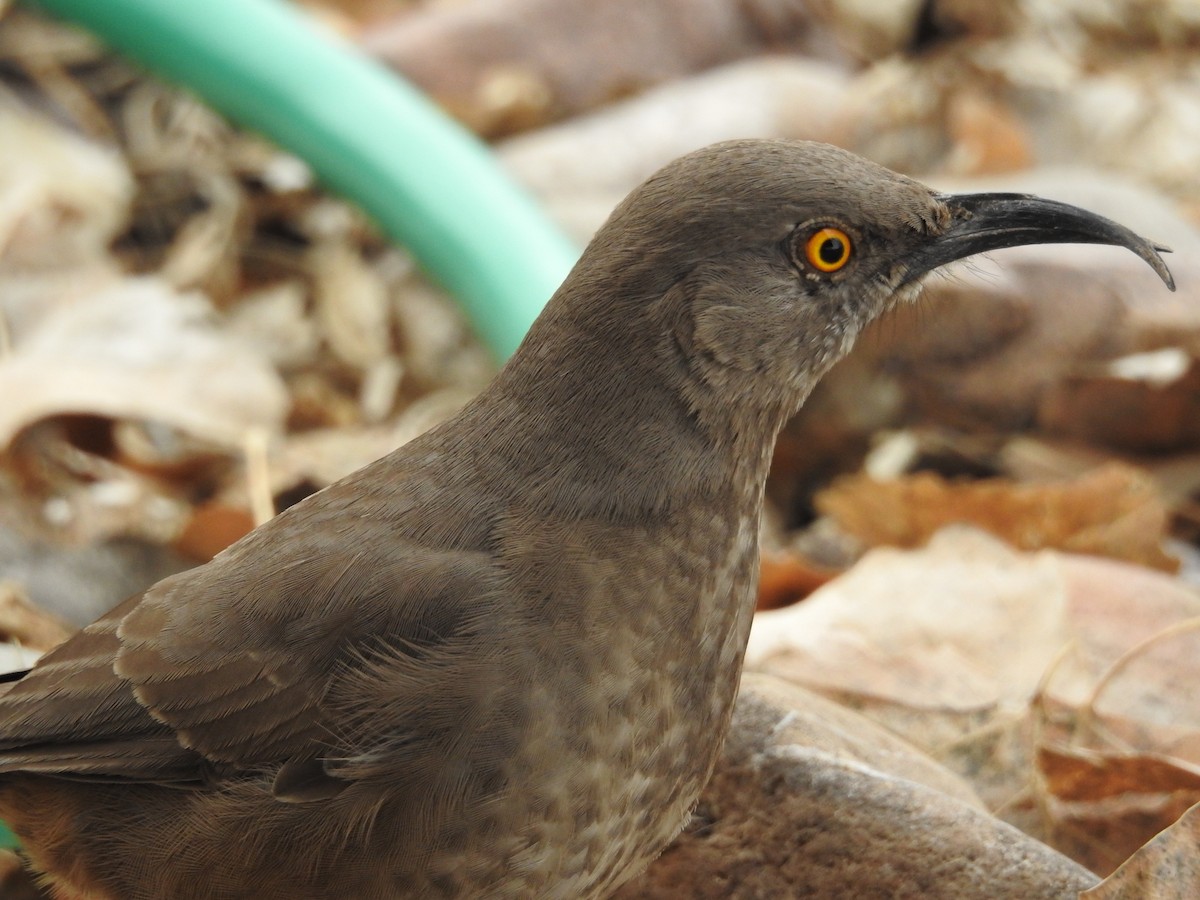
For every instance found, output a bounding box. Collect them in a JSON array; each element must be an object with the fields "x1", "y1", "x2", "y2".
[{"x1": 803, "y1": 227, "x2": 853, "y2": 273}]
